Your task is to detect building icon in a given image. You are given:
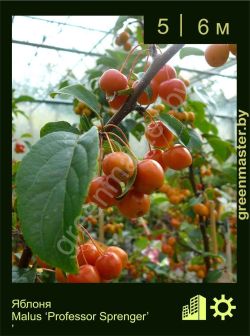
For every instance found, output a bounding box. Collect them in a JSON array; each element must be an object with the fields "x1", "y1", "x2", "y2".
[{"x1": 182, "y1": 295, "x2": 206, "y2": 320}]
